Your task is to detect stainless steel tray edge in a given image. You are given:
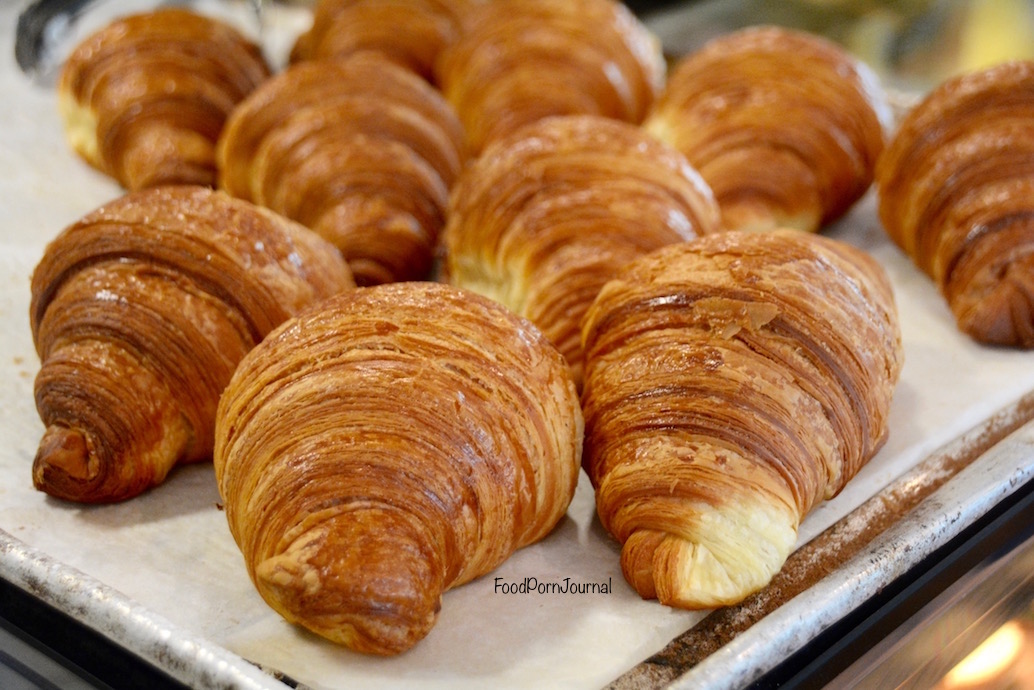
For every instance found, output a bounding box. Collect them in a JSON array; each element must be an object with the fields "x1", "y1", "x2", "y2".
[
  {"x1": 670, "y1": 416, "x2": 1034, "y2": 689},
  {"x1": 0, "y1": 530, "x2": 292, "y2": 690}
]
